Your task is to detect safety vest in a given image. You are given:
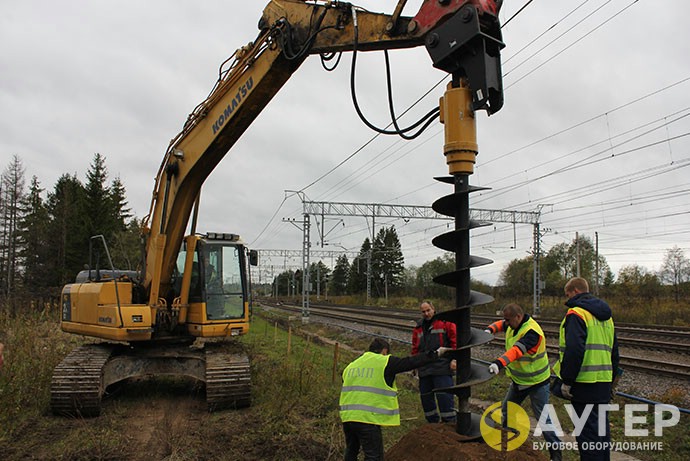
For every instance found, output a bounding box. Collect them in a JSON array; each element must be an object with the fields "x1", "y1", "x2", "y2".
[
  {"x1": 553, "y1": 307, "x2": 614, "y2": 383},
  {"x1": 502, "y1": 317, "x2": 551, "y2": 386},
  {"x1": 339, "y1": 352, "x2": 400, "y2": 426}
]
